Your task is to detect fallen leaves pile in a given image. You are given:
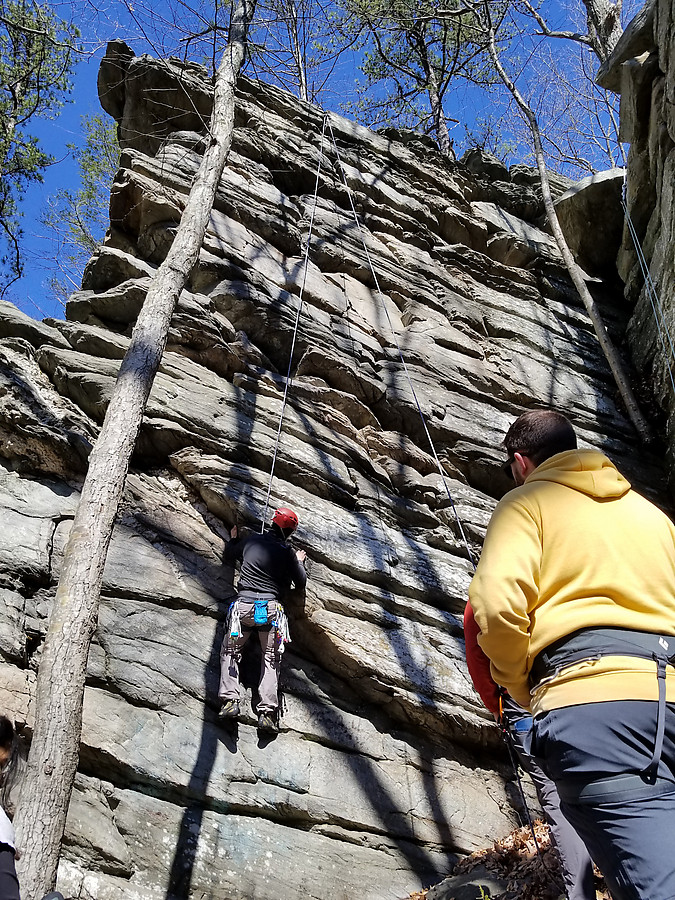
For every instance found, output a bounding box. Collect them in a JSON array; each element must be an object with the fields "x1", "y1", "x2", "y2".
[{"x1": 409, "y1": 821, "x2": 612, "y2": 900}]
